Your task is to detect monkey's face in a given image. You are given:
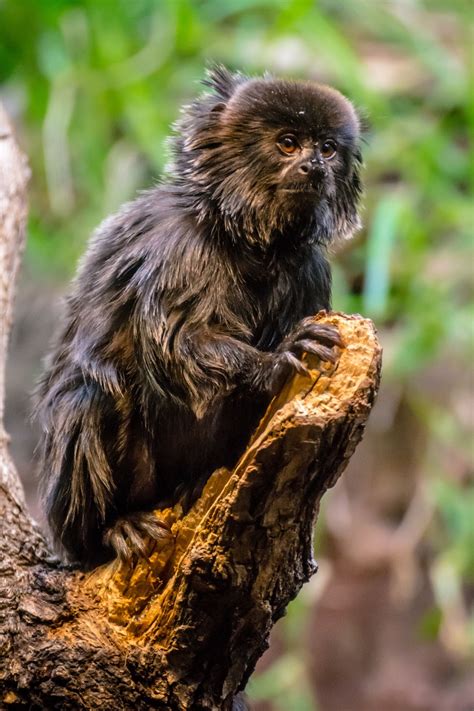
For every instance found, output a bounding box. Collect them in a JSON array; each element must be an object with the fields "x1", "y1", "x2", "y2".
[{"x1": 175, "y1": 68, "x2": 363, "y2": 245}]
